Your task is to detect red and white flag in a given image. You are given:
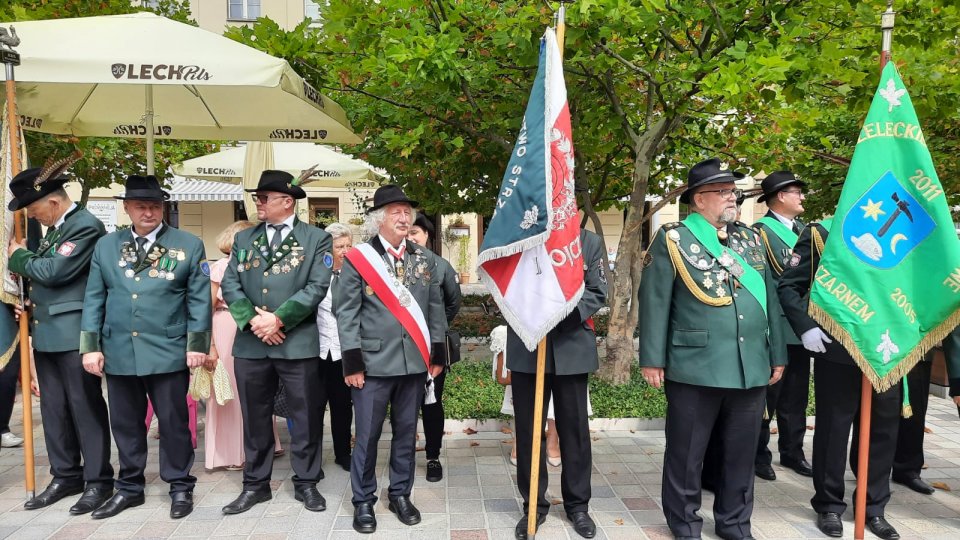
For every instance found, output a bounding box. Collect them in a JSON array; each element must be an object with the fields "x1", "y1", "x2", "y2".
[{"x1": 477, "y1": 28, "x2": 583, "y2": 351}]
